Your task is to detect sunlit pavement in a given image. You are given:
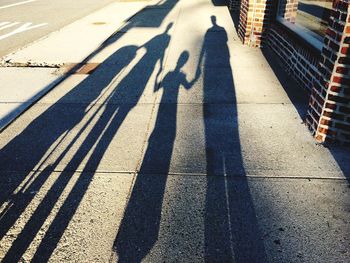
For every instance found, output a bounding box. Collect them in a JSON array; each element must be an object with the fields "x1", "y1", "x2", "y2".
[
  {"x1": 0, "y1": 0, "x2": 349, "y2": 262},
  {"x1": 0, "y1": 0, "x2": 124, "y2": 57}
]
